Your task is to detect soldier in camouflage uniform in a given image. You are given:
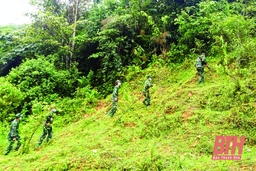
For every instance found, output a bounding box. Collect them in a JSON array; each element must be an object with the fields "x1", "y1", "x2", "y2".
[
  {"x1": 108, "y1": 80, "x2": 121, "y2": 117},
  {"x1": 38, "y1": 107, "x2": 57, "y2": 147},
  {"x1": 5, "y1": 113, "x2": 22, "y2": 155},
  {"x1": 142, "y1": 75, "x2": 153, "y2": 106},
  {"x1": 195, "y1": 53, "x2": 207, "y2": 84}
]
